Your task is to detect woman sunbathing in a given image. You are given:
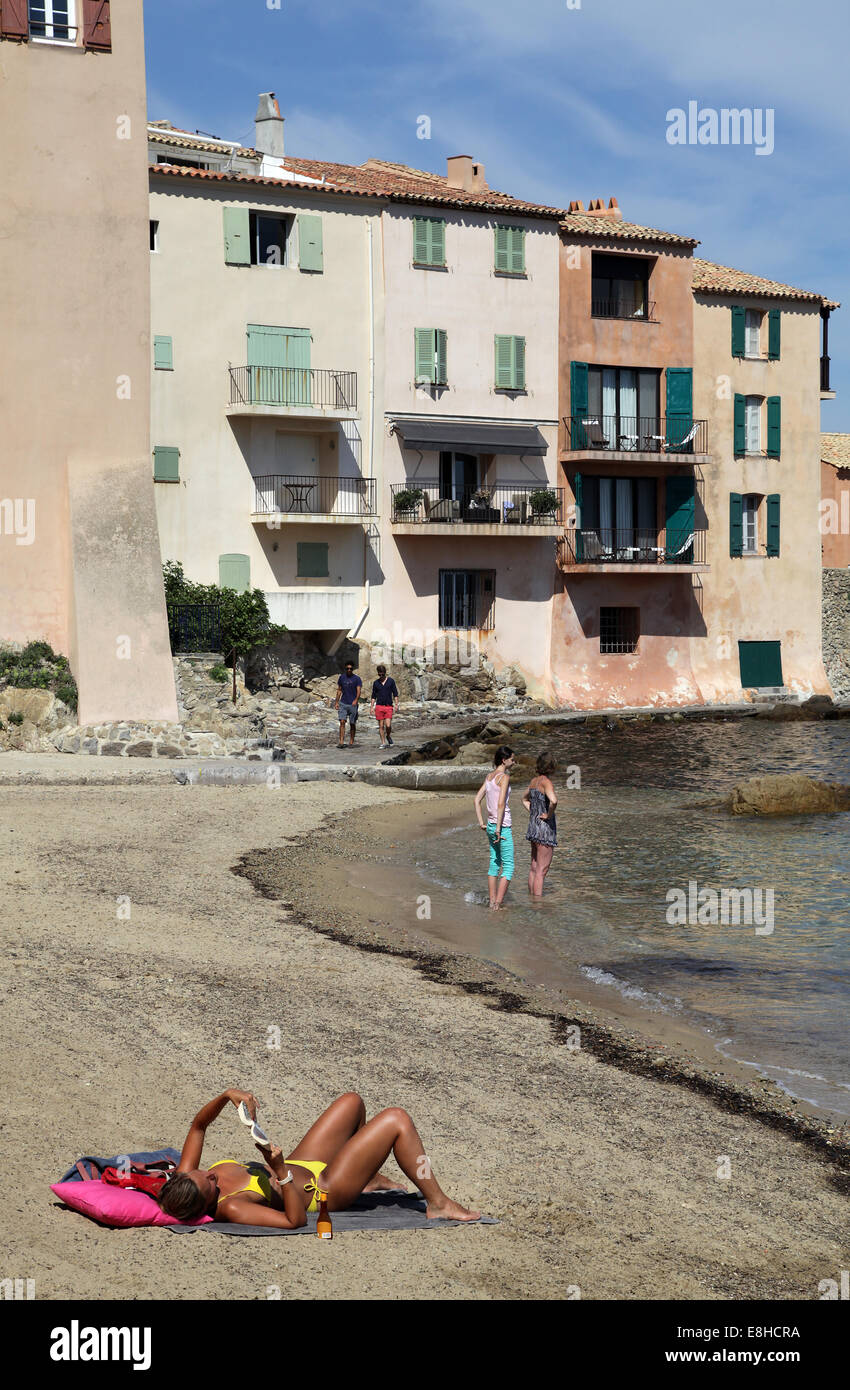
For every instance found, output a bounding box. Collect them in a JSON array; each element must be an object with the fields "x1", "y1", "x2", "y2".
[{"x1": 159, "y1": 1088, "x2": 480, "y2": 1227}]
